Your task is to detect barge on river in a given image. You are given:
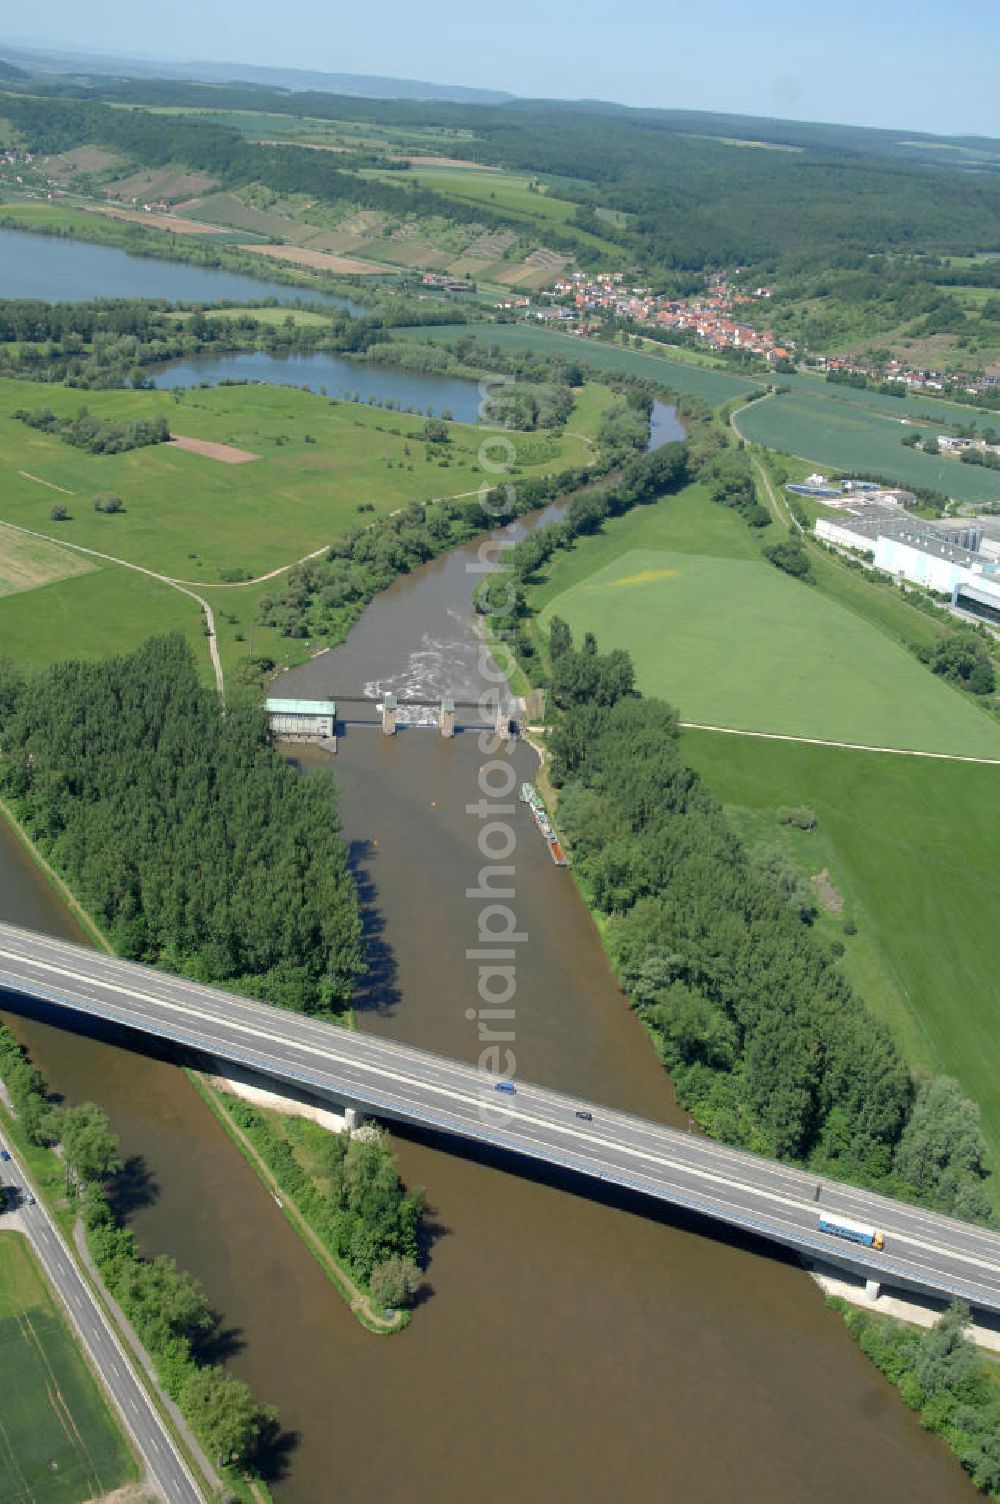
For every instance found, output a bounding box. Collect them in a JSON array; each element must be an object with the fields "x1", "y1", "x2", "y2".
[{"x1": 520, "y1": 783, "x2": 568, "y2": 866}]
